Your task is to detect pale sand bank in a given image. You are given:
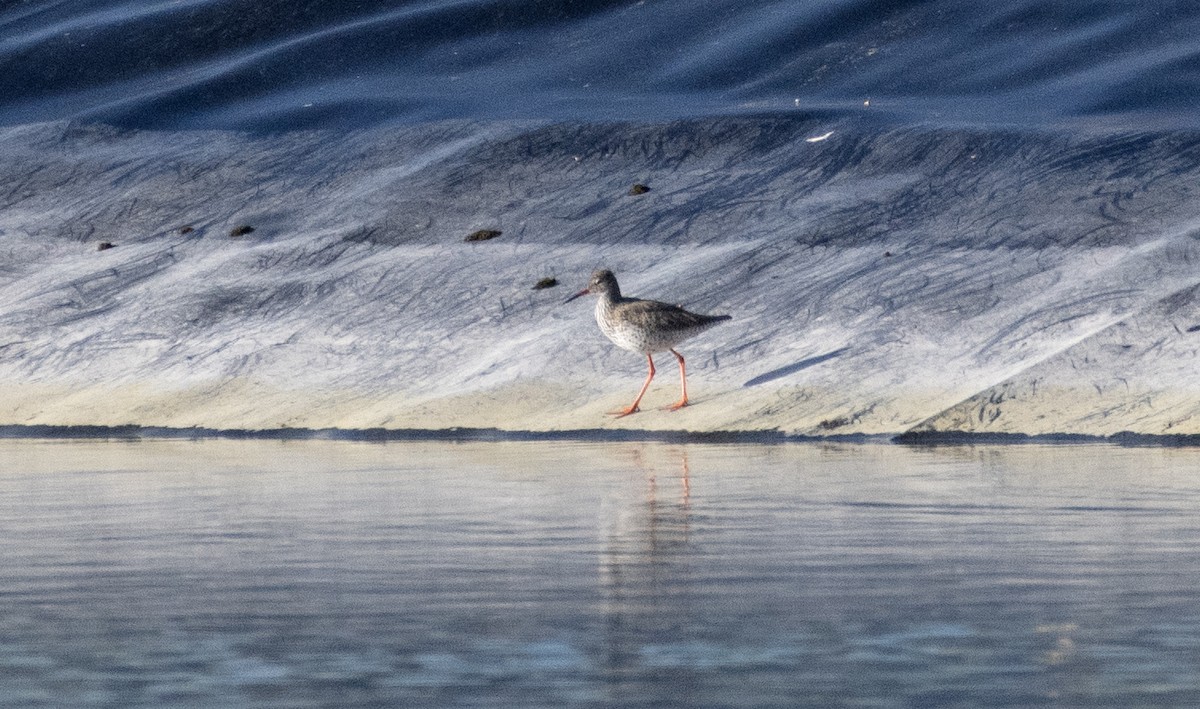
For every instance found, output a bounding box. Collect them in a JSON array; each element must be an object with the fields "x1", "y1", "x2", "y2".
[{"x1": 3, "y1": 121, "x2": 1200, "y2": 437}]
